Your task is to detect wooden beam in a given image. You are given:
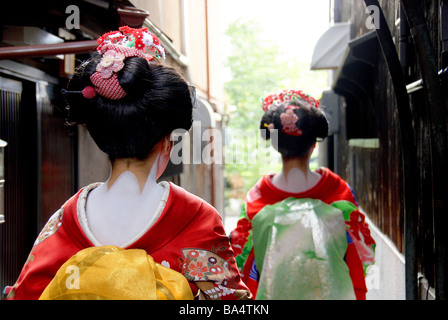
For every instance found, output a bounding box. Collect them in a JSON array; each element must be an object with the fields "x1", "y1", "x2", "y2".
[{"x1": 0, "y1": 40, "x2": 97, "y2": 60}]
